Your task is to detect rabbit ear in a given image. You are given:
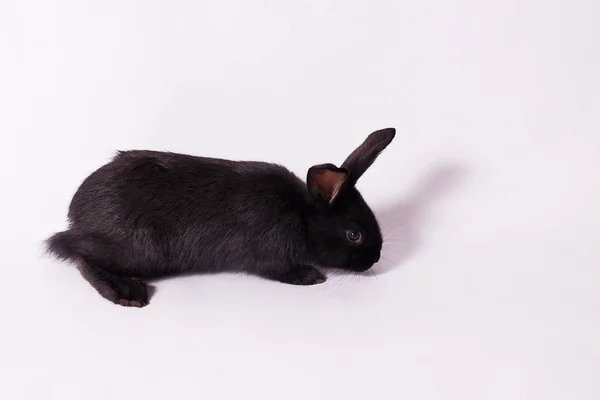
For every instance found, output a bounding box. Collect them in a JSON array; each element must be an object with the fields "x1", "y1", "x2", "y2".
[
  {"x1": 341, "y1": 128, "x2": 396, "y2": 185},
  {"x1": 307, "y1": 164, "x2": 348, "y2": 205}
]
